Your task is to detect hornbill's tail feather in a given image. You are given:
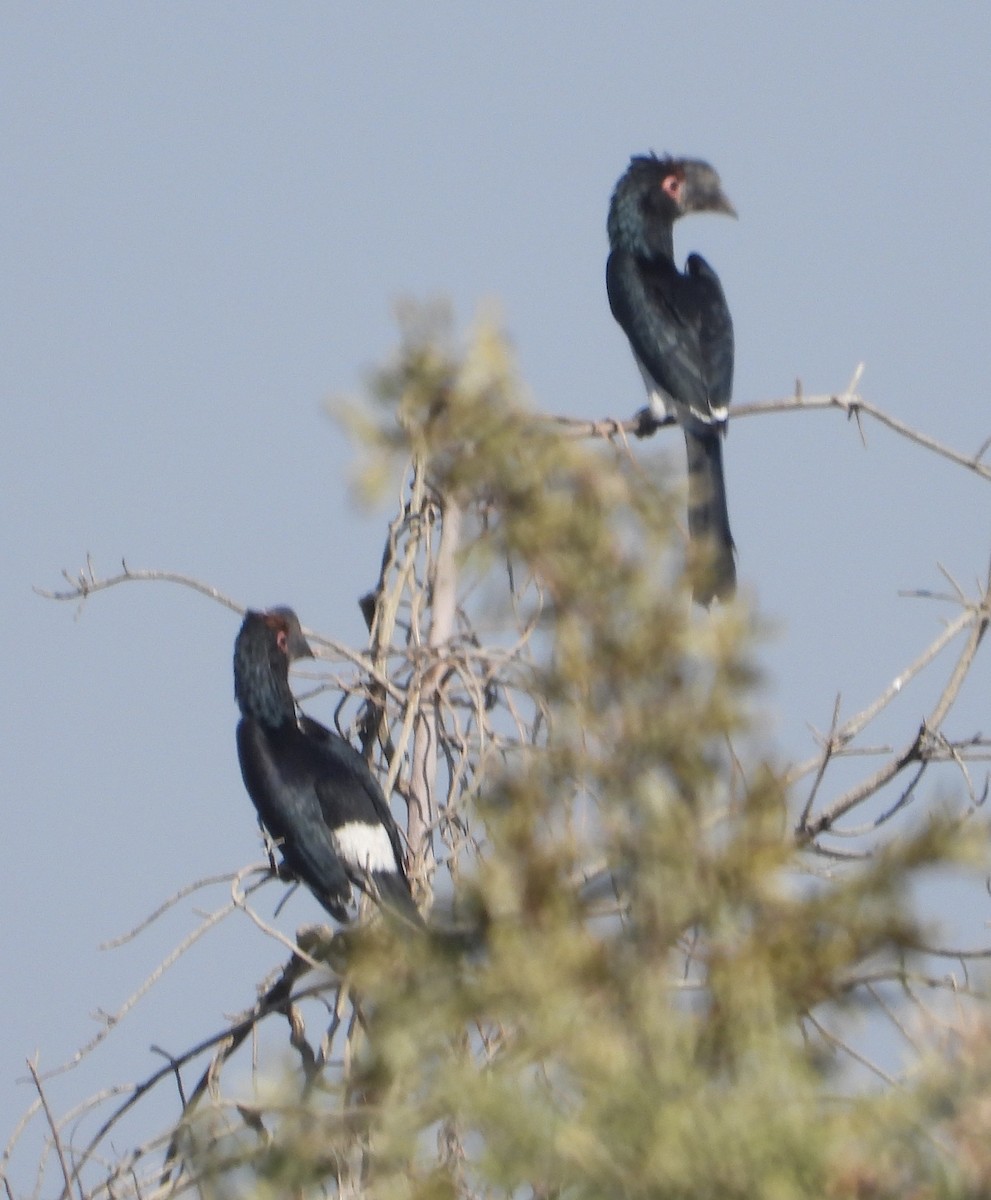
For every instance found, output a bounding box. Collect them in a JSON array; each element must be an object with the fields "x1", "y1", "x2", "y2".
[{"x1": 684, "y1": 428, "x2": 736, "y2": 605}]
